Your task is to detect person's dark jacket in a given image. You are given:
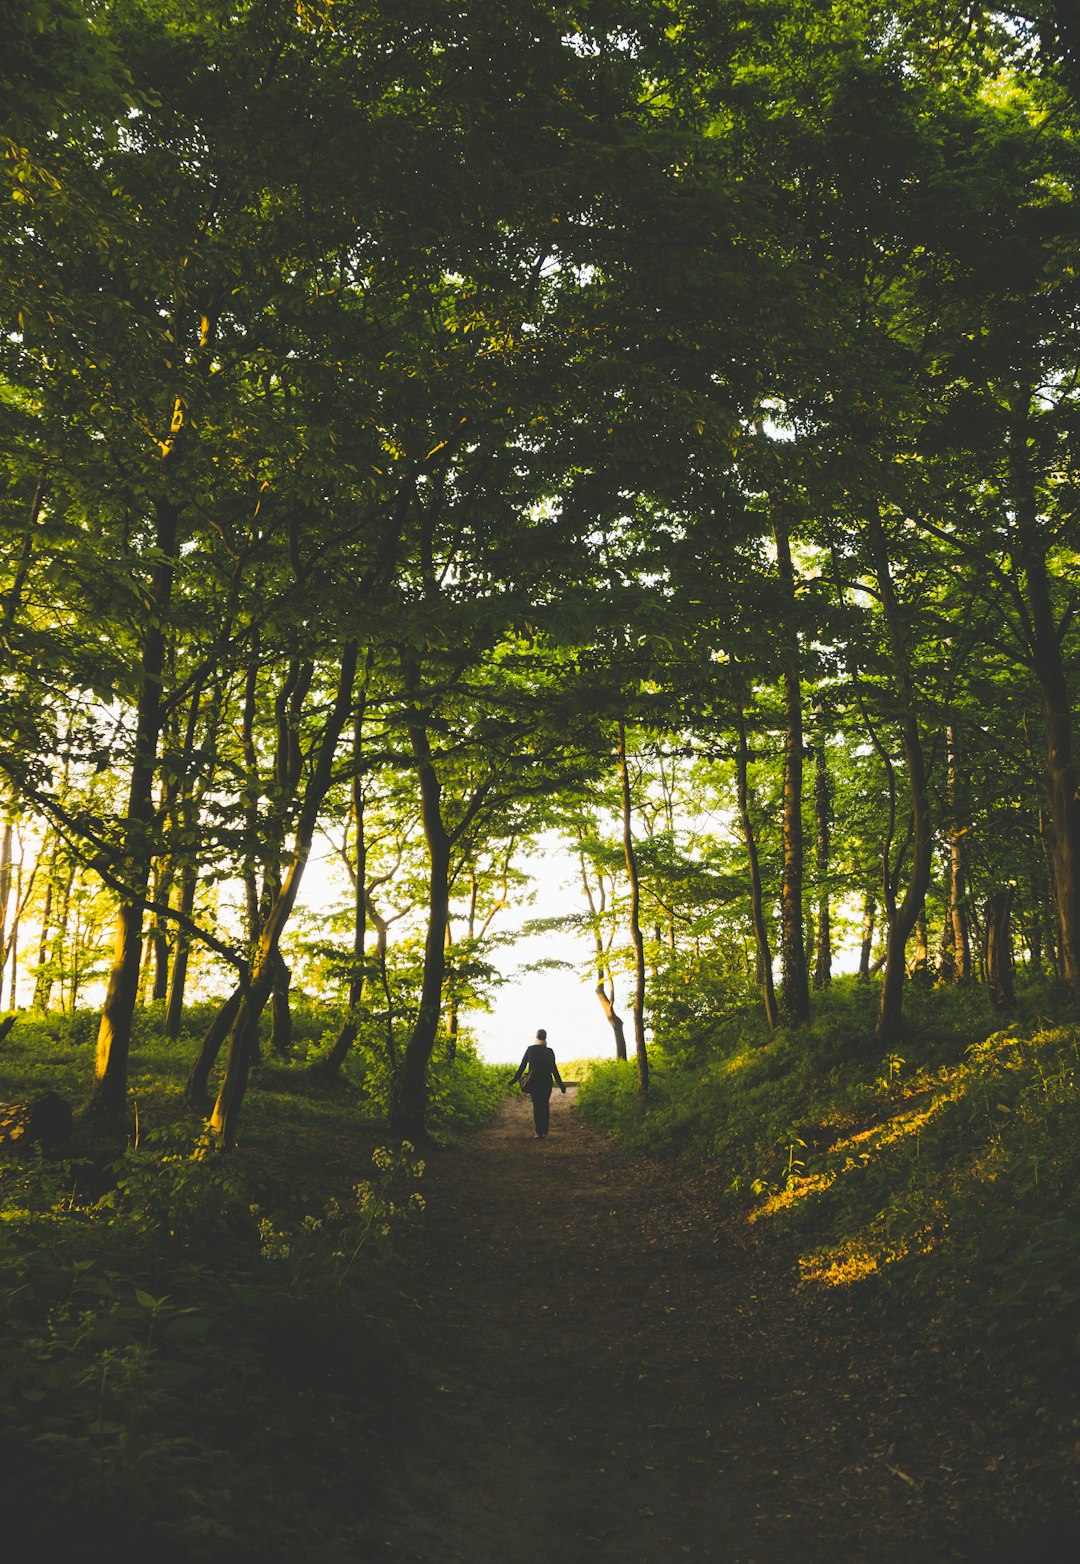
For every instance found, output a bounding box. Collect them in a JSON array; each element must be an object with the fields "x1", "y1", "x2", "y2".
[{"x1": 511, "y1": 1043, "x2": 564, "y2": 1097}]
